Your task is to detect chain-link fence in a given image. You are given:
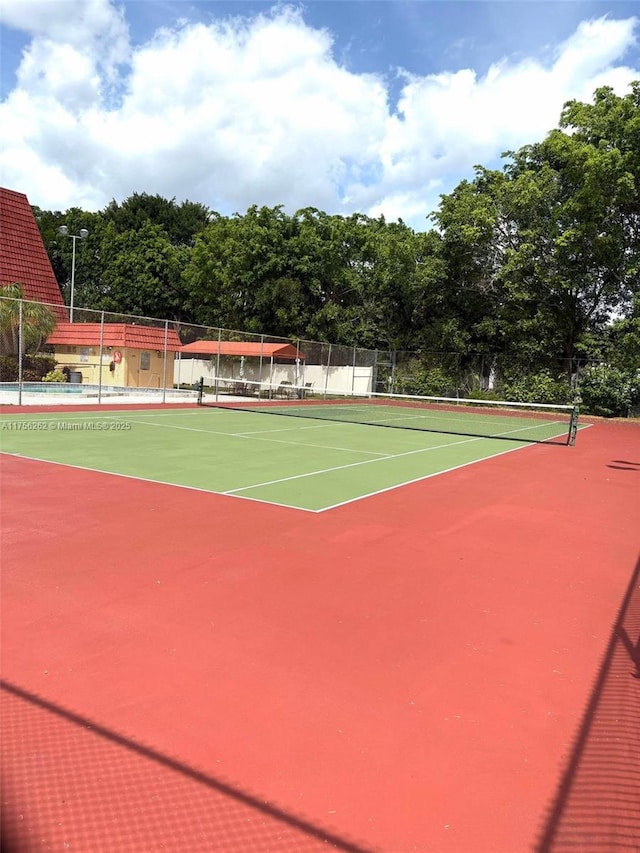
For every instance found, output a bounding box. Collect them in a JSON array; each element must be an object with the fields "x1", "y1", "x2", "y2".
[
  {"x1": 392, "y1": 350, "x2": 586, "y2": 405},
  {"x1": 0, "y1": 298, "x2": 384, "y2": 405},
  {"x1": 0, "y1": 295, "x2": 626, "y2": 411}
]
